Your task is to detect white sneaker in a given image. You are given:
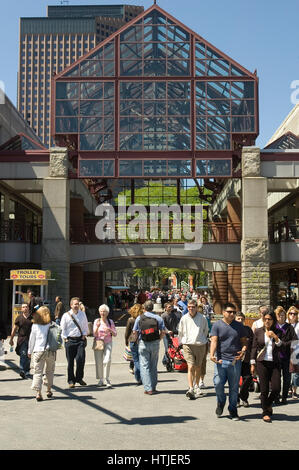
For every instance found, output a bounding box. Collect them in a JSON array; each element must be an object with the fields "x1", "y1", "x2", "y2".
[
  {"x1": 186, "y1": 387, "x2": 196, "y2": 400},
  {"x1": 105, "y1": 379, "x2": 112, "y2": 388},
  {"x1": 199, "y1": 380, "x2": 206, "y2": 389},
  {"x1": 194, "y1": 385, "x2": 204, "y2": 398},
  {"x1": 97, "y1": 379, "x2": 104, "y2": 387}
]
